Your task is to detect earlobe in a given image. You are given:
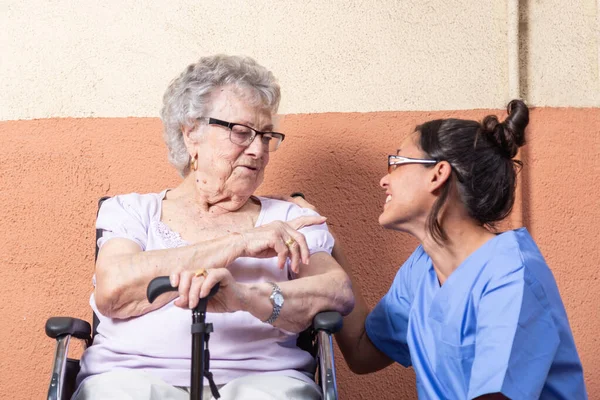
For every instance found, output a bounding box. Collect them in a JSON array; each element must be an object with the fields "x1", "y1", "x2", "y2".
[{"x1": 429, "y1": 161, "x2": 452, "y2": 192}]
